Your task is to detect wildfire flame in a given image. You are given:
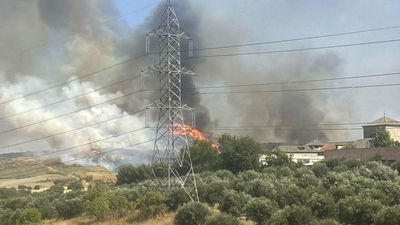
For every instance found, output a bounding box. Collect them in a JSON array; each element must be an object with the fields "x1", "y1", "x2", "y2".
[
  {"x1": 90, "y1": 149, "x2": 102, "y2": 155},
  {"x1": 173, "y1": 124, "x2": 218, "y2": 148}
]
